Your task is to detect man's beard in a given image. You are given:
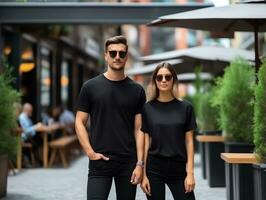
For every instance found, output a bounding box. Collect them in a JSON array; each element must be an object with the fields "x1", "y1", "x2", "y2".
[{"x1": 109, "y1": 65, "x2": 125, "y2": 71}]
